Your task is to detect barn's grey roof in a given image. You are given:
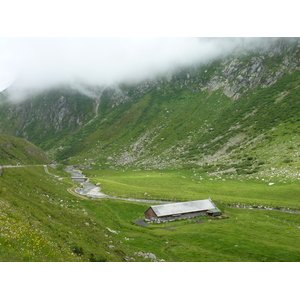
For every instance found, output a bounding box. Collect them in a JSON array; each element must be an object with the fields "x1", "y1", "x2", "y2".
[{"x1": 149, "y1": 199, "x2": 217, "y2": 217}]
